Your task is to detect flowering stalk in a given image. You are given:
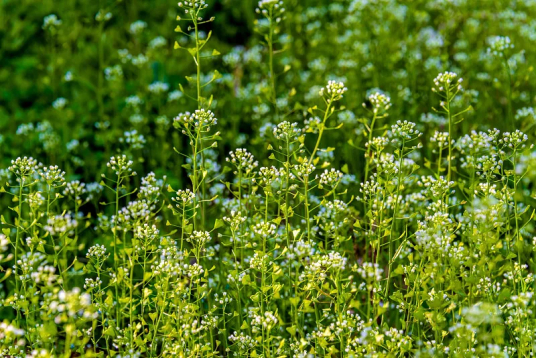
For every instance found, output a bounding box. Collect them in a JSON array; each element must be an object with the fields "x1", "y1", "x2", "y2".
[{"x1": 308, "y1": 81, "x2": 346, "y2": 167}]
